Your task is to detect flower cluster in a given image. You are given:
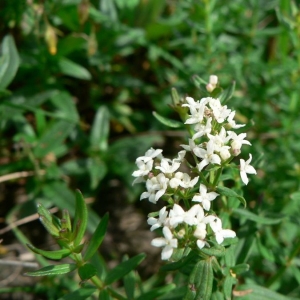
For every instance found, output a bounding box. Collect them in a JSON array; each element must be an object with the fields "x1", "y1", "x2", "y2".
[{"x1": 132, "y1": 78, "x2": 256, "y2": 260}]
